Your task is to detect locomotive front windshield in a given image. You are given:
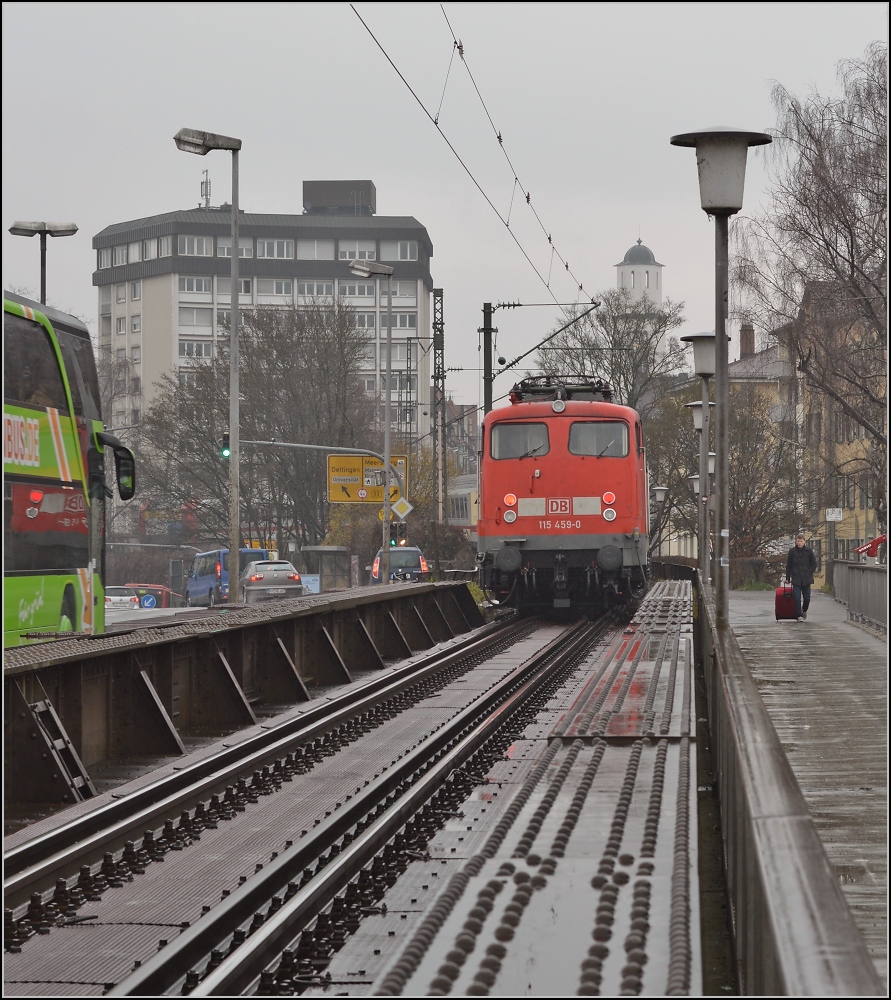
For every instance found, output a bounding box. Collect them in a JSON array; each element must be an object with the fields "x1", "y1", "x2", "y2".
[
  {"x1": 491, "y1": 422, "x2": 550, "y2": 460},
  {"x1": 568, "y1": 421, "x2": 629, "y2": 457}
]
